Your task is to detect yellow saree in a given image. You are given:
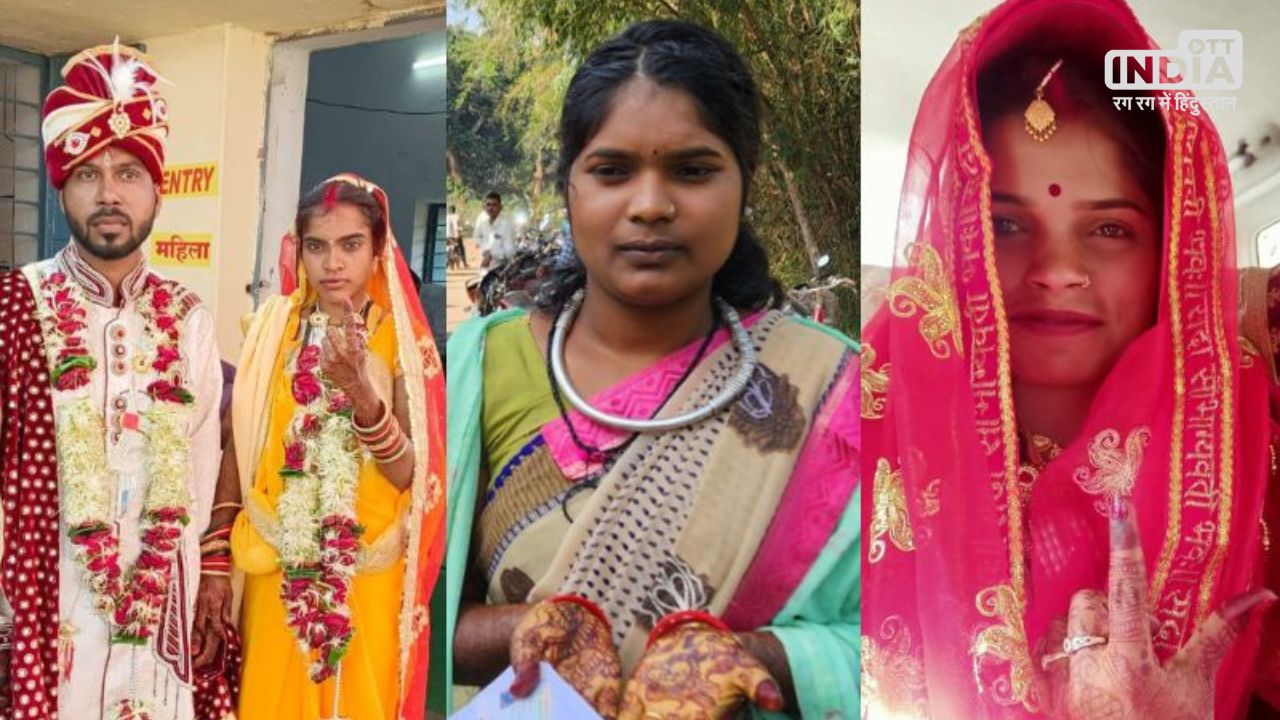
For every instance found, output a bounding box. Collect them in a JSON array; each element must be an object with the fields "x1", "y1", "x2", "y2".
[{"x1": 229, "y1": 174, "x2": 445, "y2": 720}]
